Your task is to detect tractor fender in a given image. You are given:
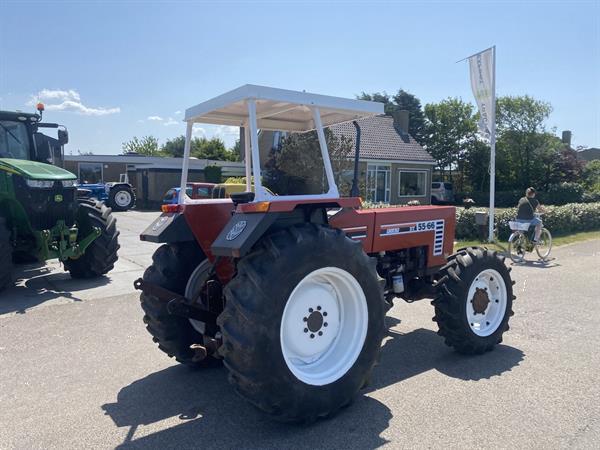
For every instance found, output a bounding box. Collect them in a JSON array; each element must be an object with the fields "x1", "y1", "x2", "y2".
[
  {"x1": 211, "y1": 213, "x2": 280, "y2": 258},
  {"x1": 140, "y1": 212, "x2": 195, "y2": 243}
]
